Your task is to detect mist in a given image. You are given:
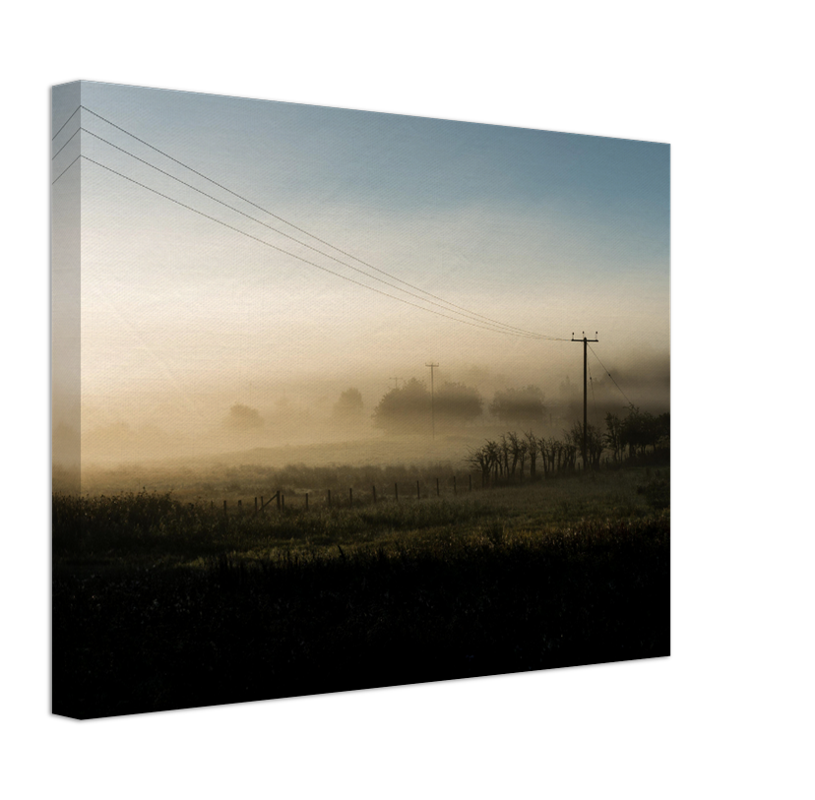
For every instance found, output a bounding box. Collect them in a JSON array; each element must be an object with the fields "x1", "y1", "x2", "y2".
[
  {"x1": 61, "y1": 349, "x2": 669, "y2": 487},
  {"x1": 52, "y1": 82, "x2": 669, "y2": 494}
]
